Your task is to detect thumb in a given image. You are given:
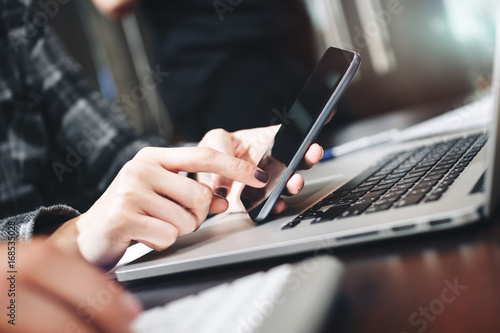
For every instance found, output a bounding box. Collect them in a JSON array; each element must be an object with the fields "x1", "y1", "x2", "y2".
[{"x1": 202, "y1": 129, "x2": 237, "y2": 198}]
